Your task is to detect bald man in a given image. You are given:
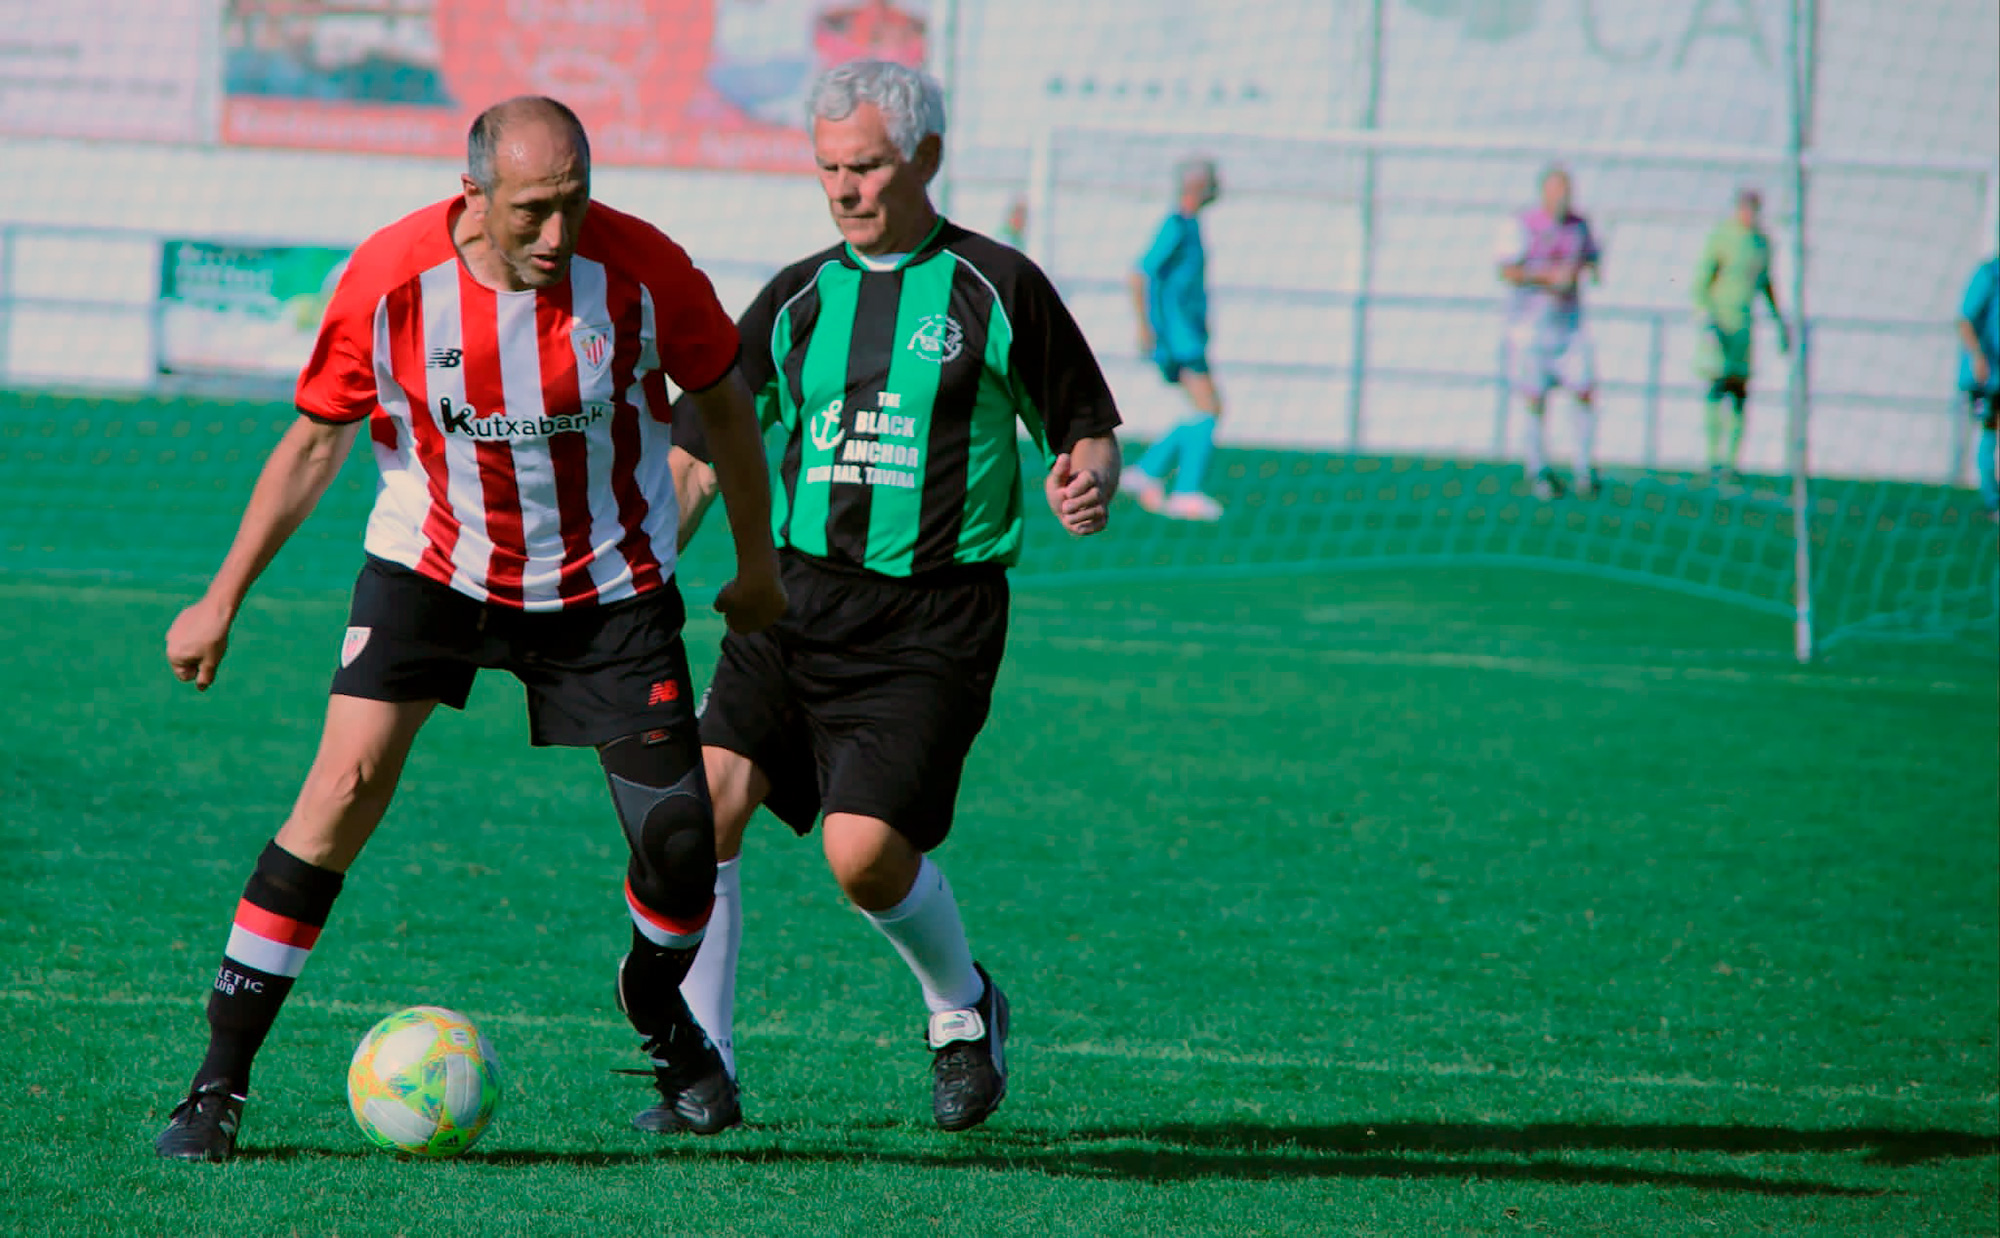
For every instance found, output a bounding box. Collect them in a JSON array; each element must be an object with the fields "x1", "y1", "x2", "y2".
[{"x1": 151, "y1": 96, "x2": 785, "y2": 1161}]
